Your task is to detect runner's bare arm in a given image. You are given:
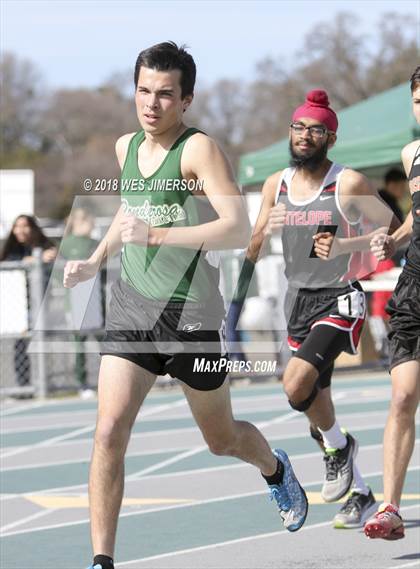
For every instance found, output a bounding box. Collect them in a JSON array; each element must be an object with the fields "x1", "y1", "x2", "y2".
[
  {"x1": 246, "y1": 172, "x2": 282, "y2": 263},
  {"x1": 386, "y1": 141, "x2": 420, "y2": 248},
  {"x1": 63, "y1": 134, "x2": 135, "y2": 288},
  {"x1": 314, "y1": 170, "x2": 401, "y2": 259},
  {"x1": 370, "y1": 142, "x2": 419, "y2": 261},
  {"x1": 377, "y1": 142, "x2": 419, "y2": 251},
  {"x1": 126, "y1": 133, "x2": 251, "y2": 249},
  {"x1": 90, "y1": 133, "x2": 138, "y2": 264},
  {"x1": 340, "y1": 170, "x2": 401, "y2": 233},
  {"x1": 401, "y1": 140, "x2": 419, "y2": 179}
]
